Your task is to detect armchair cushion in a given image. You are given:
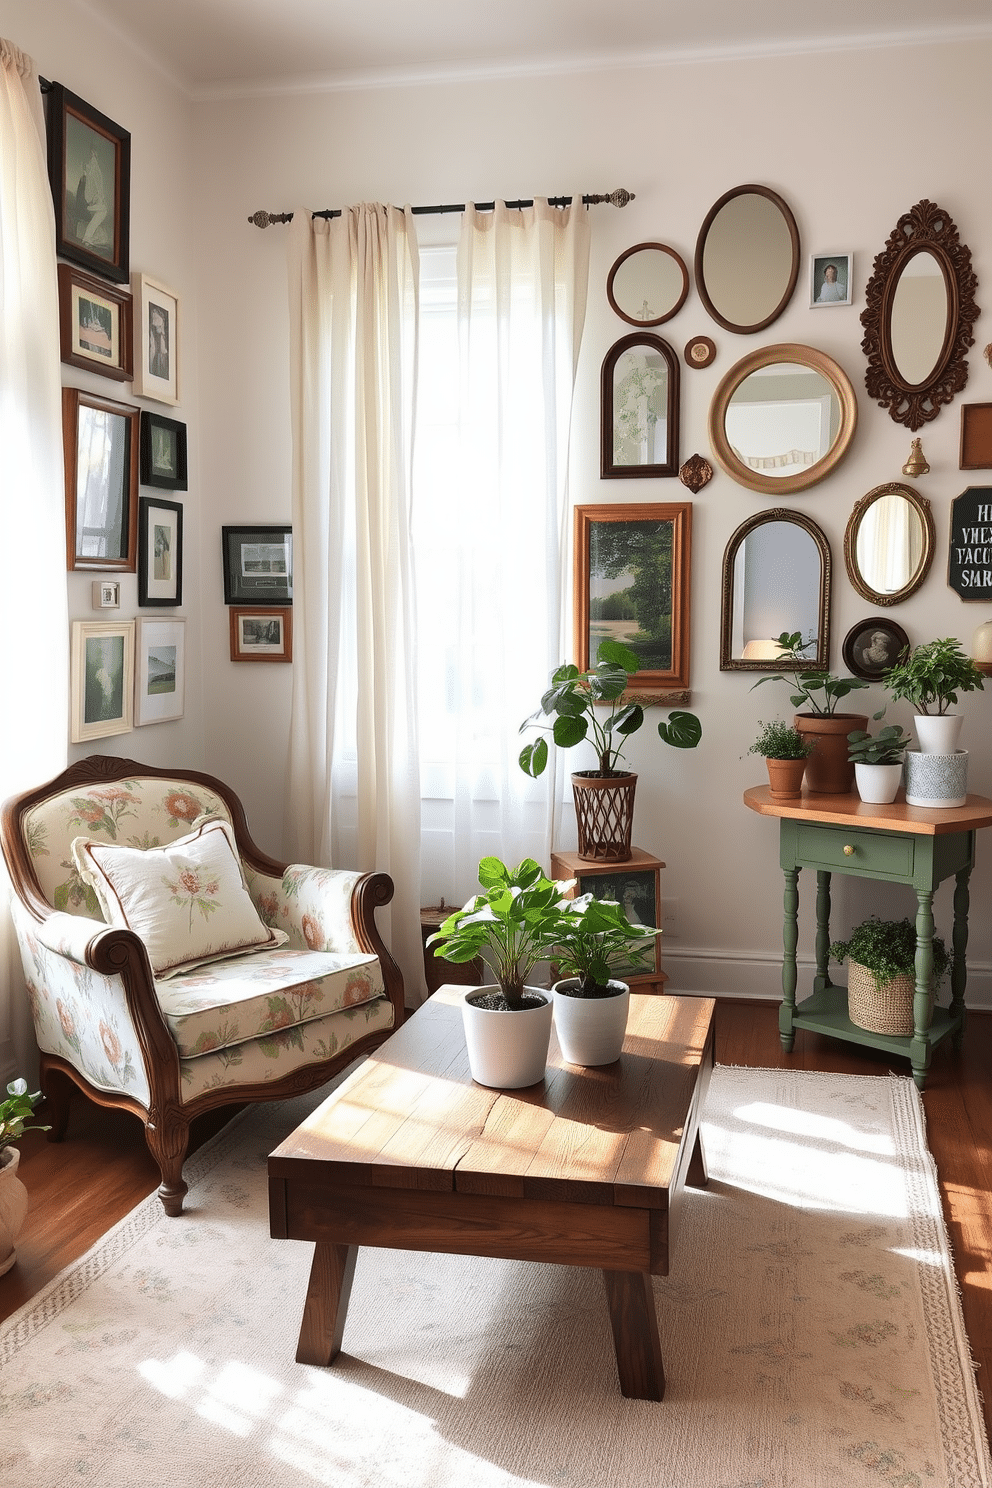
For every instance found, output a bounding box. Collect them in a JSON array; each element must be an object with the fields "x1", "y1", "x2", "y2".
[{"x1": 72, "y1": 816, "x2": 287, "y2": 978}]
